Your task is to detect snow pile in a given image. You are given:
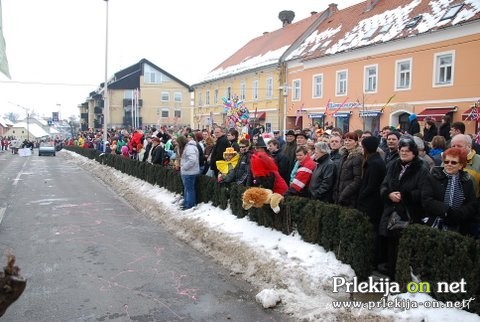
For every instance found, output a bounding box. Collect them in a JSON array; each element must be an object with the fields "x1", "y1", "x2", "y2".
[{"x1": 62, "y1": 150, "x2": 480, "y2": 322}]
